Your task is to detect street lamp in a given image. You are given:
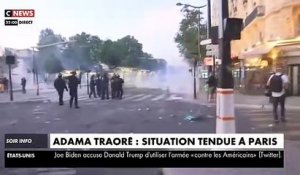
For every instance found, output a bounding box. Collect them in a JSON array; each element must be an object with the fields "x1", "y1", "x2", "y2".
[{"x1": 177, "y1": 2, "x2": 206, "y2": 99}]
